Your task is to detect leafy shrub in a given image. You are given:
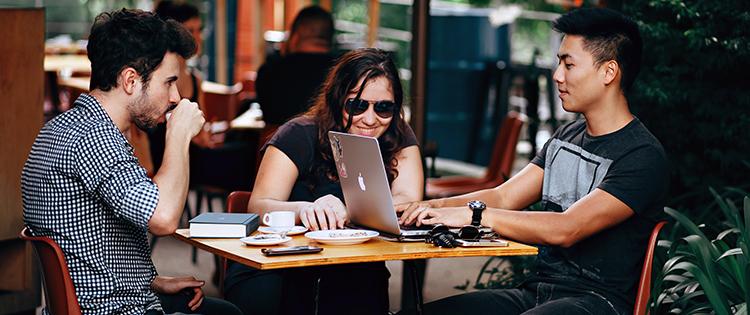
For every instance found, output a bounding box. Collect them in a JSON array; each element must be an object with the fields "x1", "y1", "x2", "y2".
[
  {"x1": 652, "y1": 190, "x2": 750, "y2": 314},
  {"x1": 623, "y1": 0, "x2": 750, "y2": 210}
]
